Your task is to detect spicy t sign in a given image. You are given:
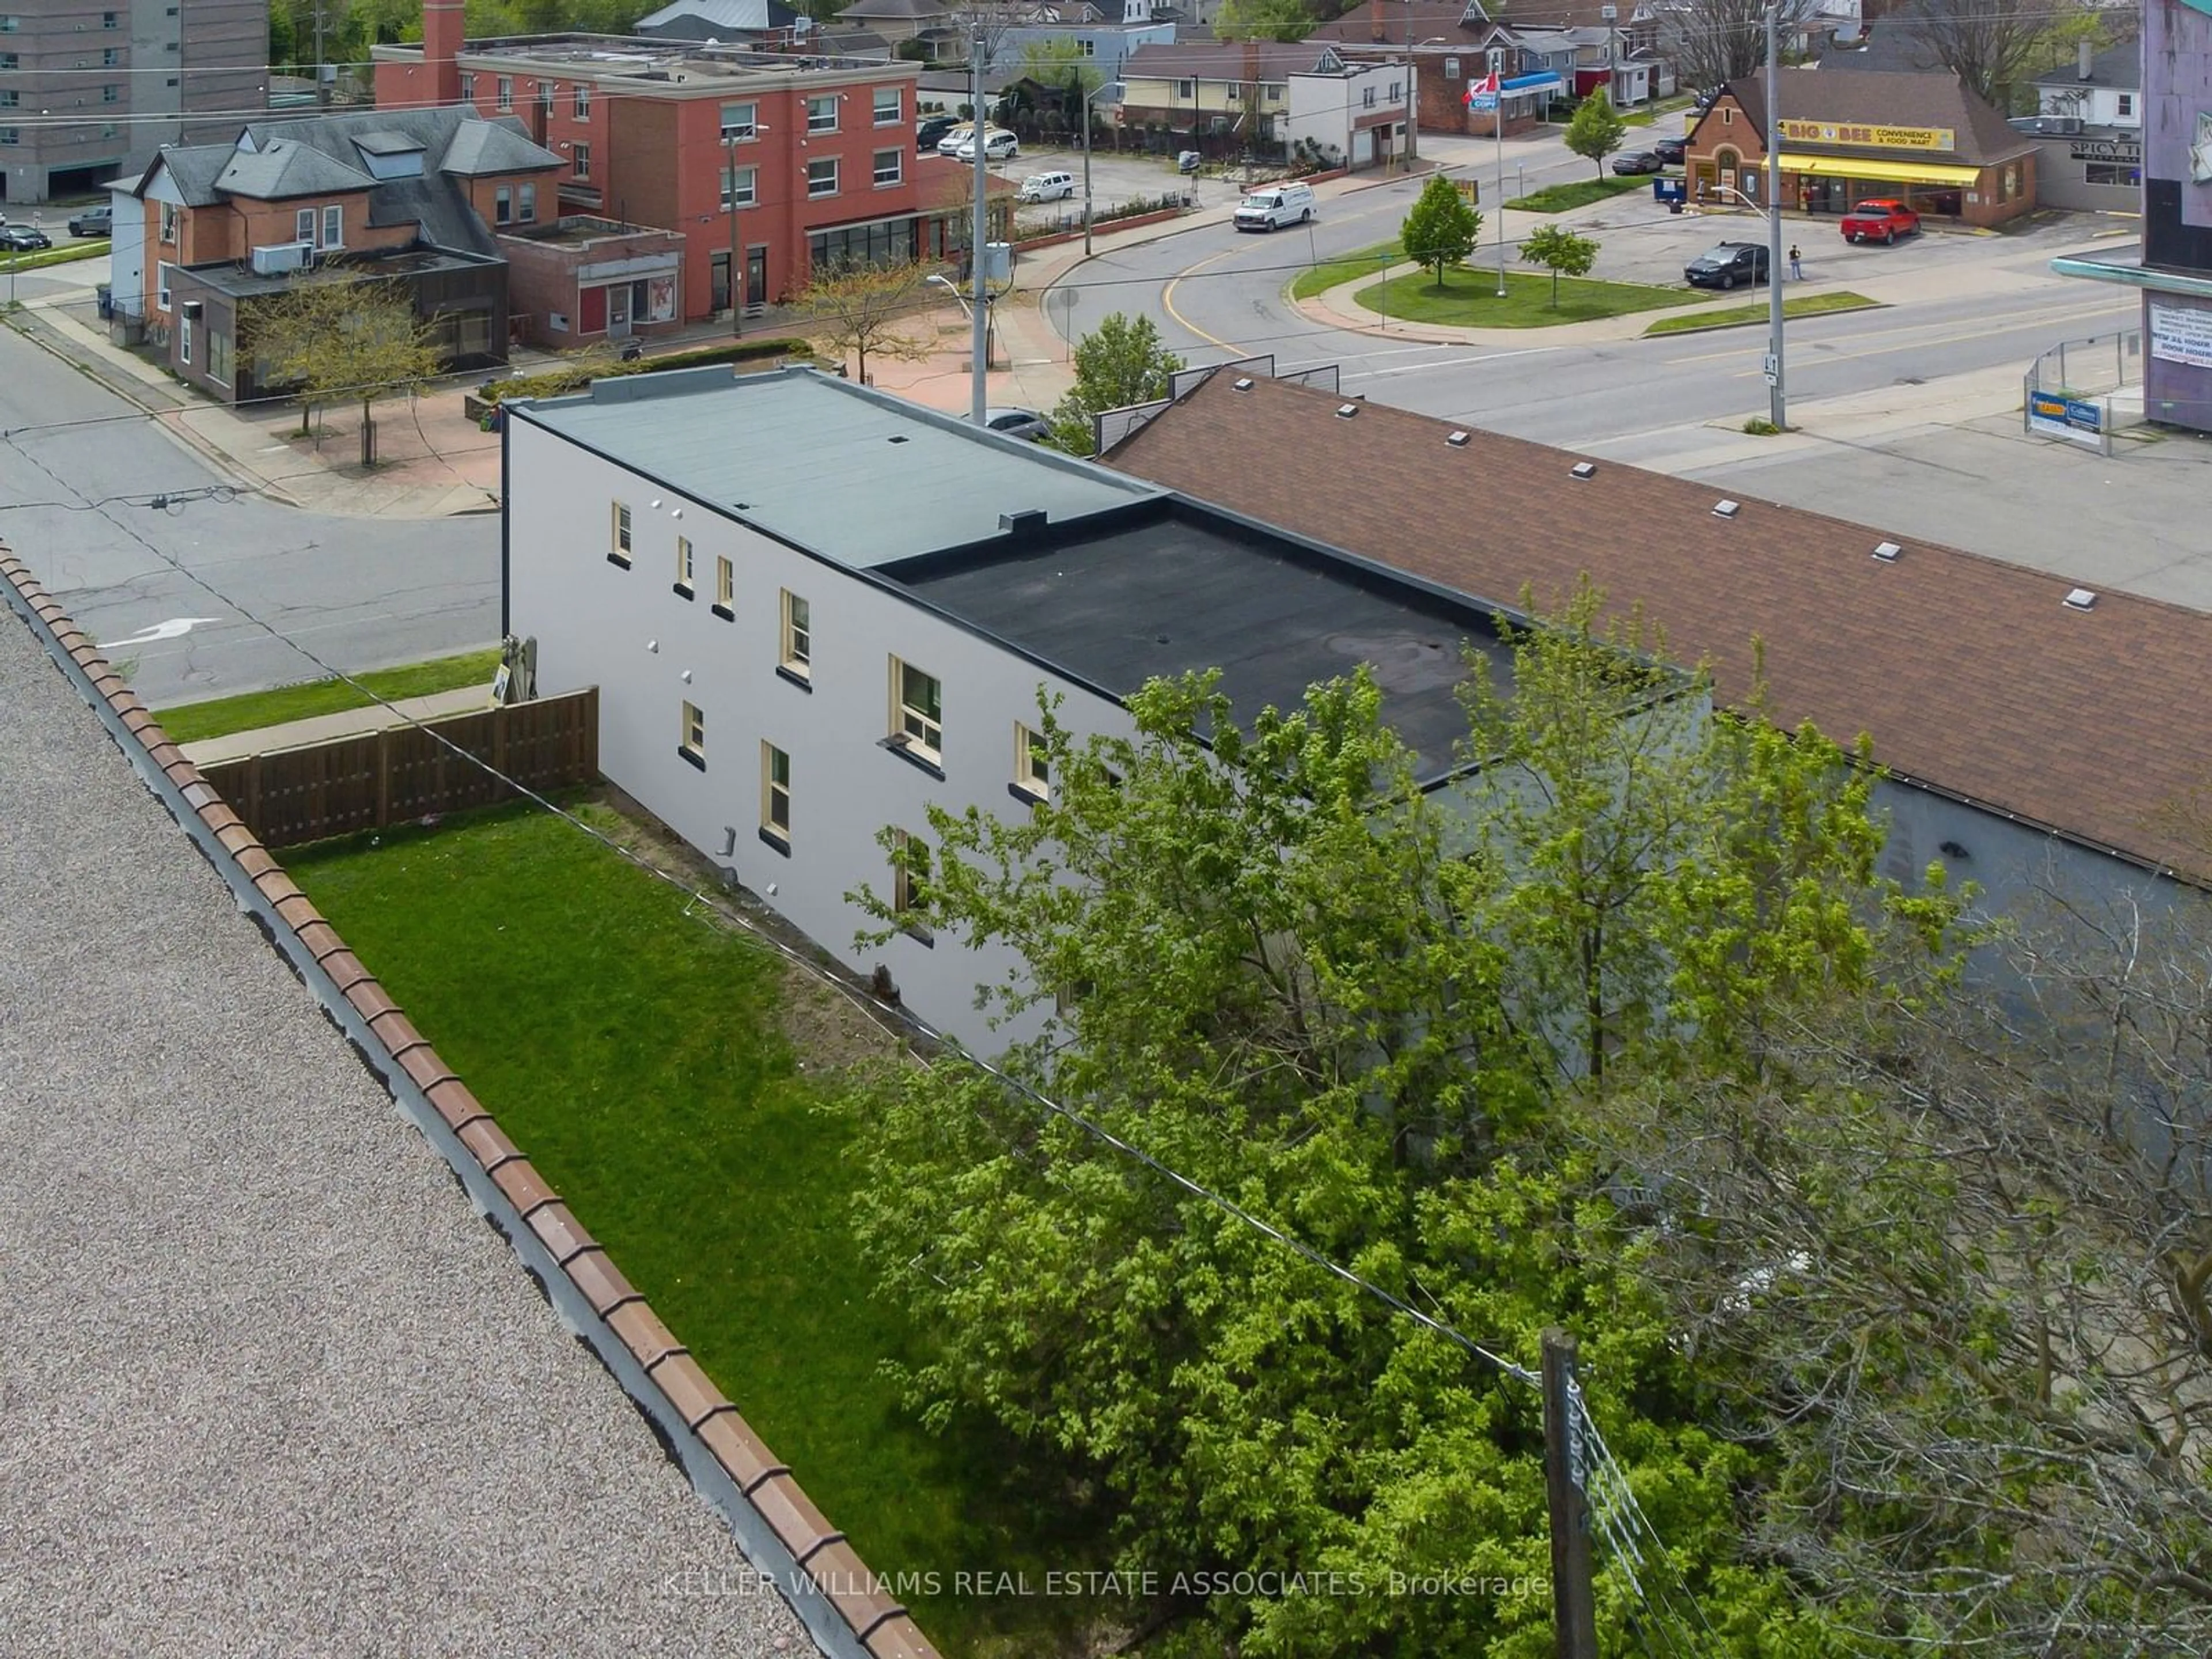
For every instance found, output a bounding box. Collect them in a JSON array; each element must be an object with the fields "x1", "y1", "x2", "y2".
[{"x1": 1775, "y1": 118, "x2": 1957, "y2": 151}]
